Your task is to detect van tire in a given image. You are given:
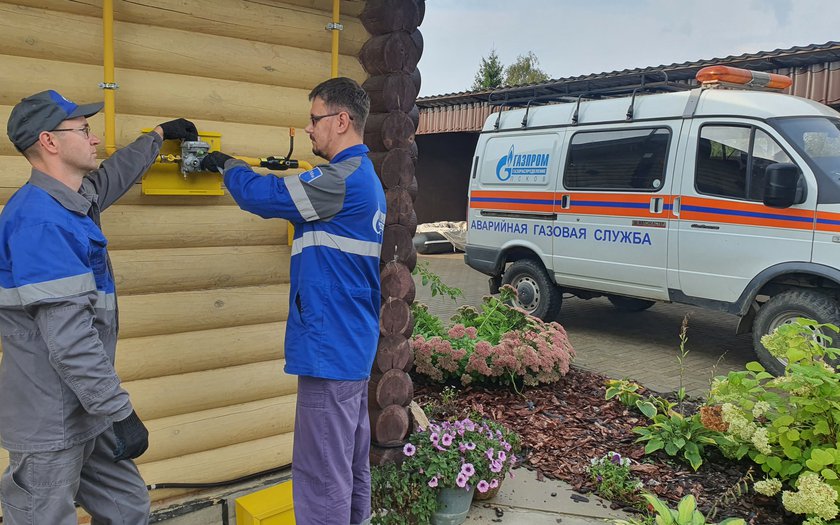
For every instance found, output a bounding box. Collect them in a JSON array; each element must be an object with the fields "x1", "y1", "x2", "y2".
[
  {"x1": 608, "y1": 296, "x2": 655, "y2": 312},
  {"x1": 501, "y1": 259, "x2": 562, "y2": 320},
  {"x1": 752, "y1": 289, "x2": 840, "y2": 376}
]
